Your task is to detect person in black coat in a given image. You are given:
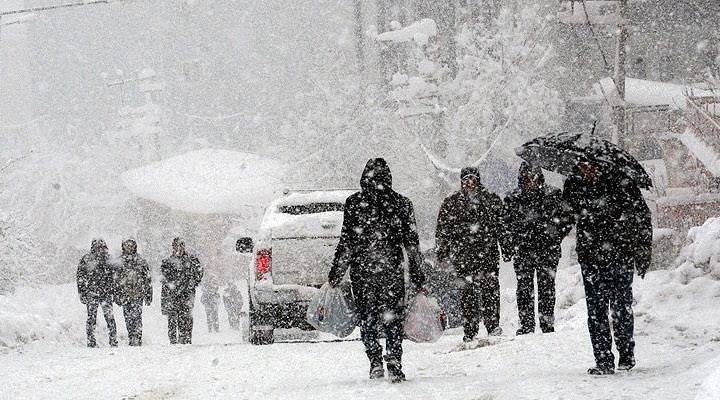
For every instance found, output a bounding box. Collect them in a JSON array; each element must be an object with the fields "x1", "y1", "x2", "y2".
[
  {"x1": 504, "y1": 162, "x2": 572, "y2": 335},
  {"x1": 115, "y1": 239, "x2": 152, "y2": 346},
  {"x1": 328, "y1": 158, "x2": 426, "y2": 383},
  {"x1": 76, "y1": 238, "x2": 118, "y2": 347},
  {"x1": 563, "y1": 161, "x2": 652, "y2": 375},
  {"x1": 201, "y1": 277, "x2": 221, "y2": 333},
  {"x1": 435, "y1": 167, "x2": 507, "y2": 342},
  {"x1": 222, "y1": 282, "x2": 243, "y2": 330},
  {"x1": 161, "y1": 238, "x2": 204, "y2": 345}
]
